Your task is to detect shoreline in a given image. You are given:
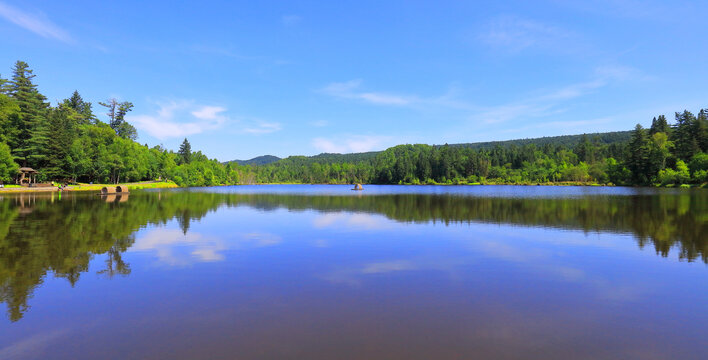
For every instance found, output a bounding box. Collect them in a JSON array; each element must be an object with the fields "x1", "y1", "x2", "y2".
[
  {"x1": 0, "y1": 181, "x2": 178, "y2": 193},
  {"x1": 1, "y1": 181, "x2": 704, "y2": 194}
]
